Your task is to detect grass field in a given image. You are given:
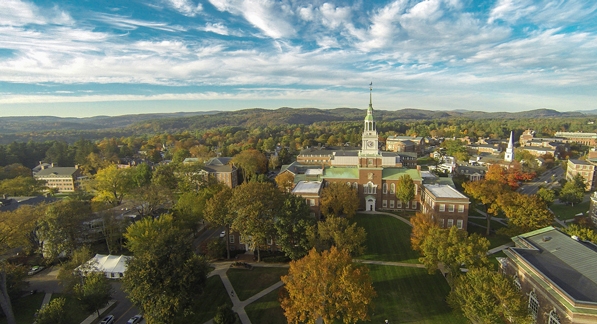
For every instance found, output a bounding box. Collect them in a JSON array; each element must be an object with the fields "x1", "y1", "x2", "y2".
[
  {"x1": 368, "y1": 265, "x2": 465, "y2": 323},
  {"x1": 183, "y1": 276, "x2": 231, "y2": 323},
  {"x1": 0, "y1": 292, "x2": 45, "y2": 324},
  {"x1": 227, "y1": 267, "x2": 288, "y2": 301},
  {"x1": 245, "y1": 288, "x2": 287, "y2": 324},
  {"x1": 354, "y1": 213, "x2": 420, "y2": 263},
  {"x1": 550, "y1": 200, "x2": 590, "y2": 220}
]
